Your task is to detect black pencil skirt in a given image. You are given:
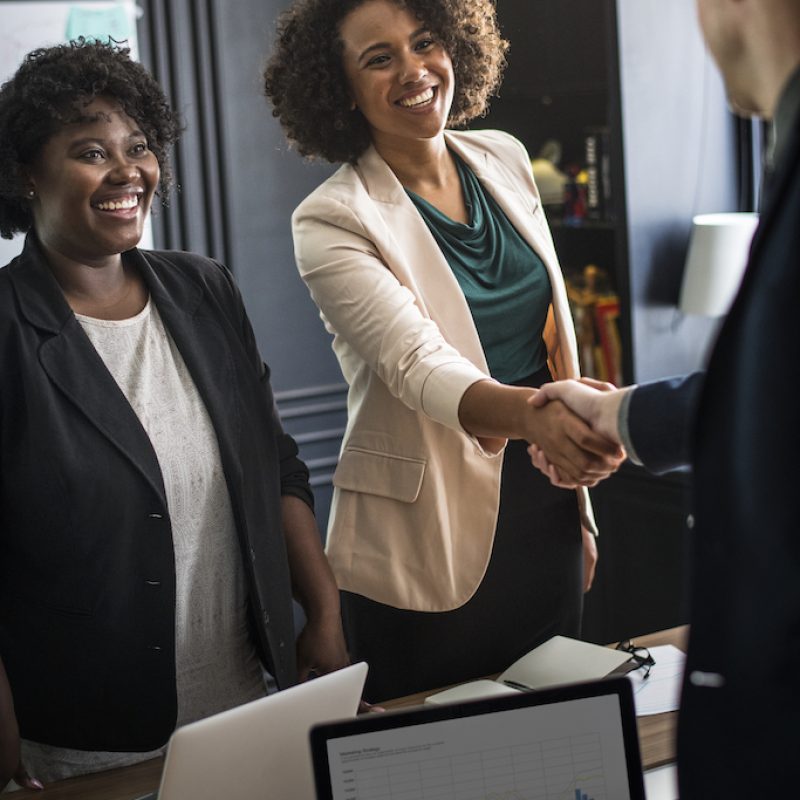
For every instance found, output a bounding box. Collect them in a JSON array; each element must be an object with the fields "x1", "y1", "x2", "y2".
[{"x1": 340, "y1": 367, "x2": 584, "y2": 702}]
